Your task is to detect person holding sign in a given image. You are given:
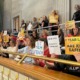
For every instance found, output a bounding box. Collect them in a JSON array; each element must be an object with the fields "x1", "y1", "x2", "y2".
[
  {"x1": 16, "y1": 36, "x2": 35, "y2": 63},
  {"x1": 3, "y1": 31, "x2": 10, "y2": 43},
  {"x1": 57, "y1": 28, "x2": 65, "y2": 46},
  {"x1": 34, "y1": 38, "x2": 51, "y2": 67},
  {"x1": 46, "y1": 24, "x2": 80, "y2": 76},
  {"x1": 18, "y1": 28, "x2": 25, "y2": 40},
  {"x1": 40, "y1": 29, "x2": 49, "y2": 39},
  {"x1": 67, "y1": 23, "x2": 80, "y2": 37}
]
